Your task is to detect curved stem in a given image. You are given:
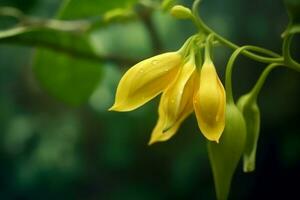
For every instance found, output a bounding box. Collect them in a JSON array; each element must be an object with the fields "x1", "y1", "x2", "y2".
[
  {"x1": 191, "y1": 0, "x2": 282, "y2": 64},
  {"x1": 0, "y1": 6, "x2": 24, "y2": 20},
  {"x1": 225, "y1": 47, "x2": 247, "y2": 103},
  {"x1": 0, "y1": 26, "x2": 30, "y2": 39},
  {"x1": 282, "y1": 34, "x2": 300, "y2": 72},
  {"x1": 204, "y1": 33, "x2": 214, "y2": 60},
  {"x1": 249, "y1": 63, "x2": 281, "y2": 101},
  {"x1": 225, "y1": 46, "x2": 283, "y2": 104}
]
